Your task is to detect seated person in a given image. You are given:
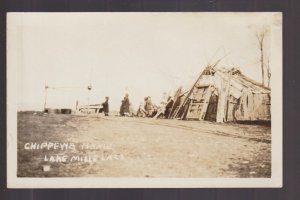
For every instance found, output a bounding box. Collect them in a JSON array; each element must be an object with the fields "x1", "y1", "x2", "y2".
[{"x1": 144, "y1": 96, "x2": 154, "y2": 117}]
